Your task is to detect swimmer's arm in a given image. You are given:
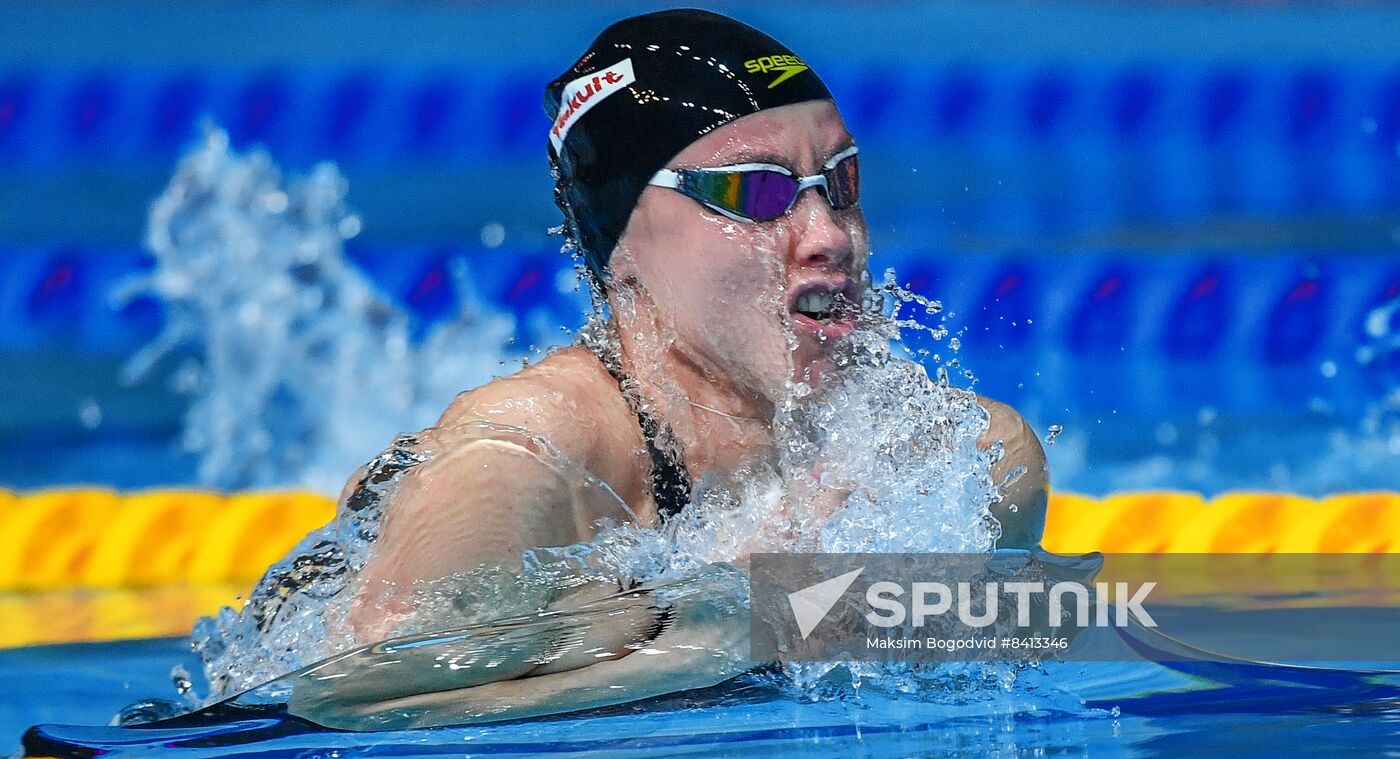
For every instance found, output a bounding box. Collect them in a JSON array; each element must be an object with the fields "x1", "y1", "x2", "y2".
[
  {"x1": 290, "y1": 569, "x2": 751, "y2": 730},
  {"x1": 349, "y1": 433, "x2": 593, "y2": 640},
  {"x1": 976, "y1": 396, "x2": 1049, "y2": 549},
  {"x1": 349, "y1": 369, "x2": 635, "y2": 641}
]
